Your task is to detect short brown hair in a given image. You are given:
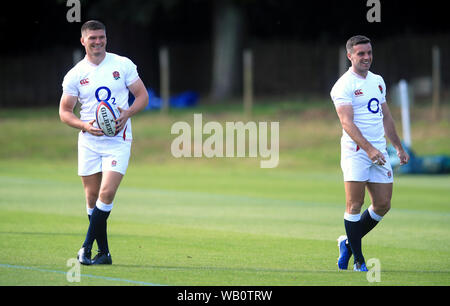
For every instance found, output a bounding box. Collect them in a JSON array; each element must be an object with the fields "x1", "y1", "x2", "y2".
[
  {"x1": 81, "y1": 20, "x2": 106, "y2": 36},
  {"x1": 346, "y1": 35, "x2": 371, "y2": 53}
]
